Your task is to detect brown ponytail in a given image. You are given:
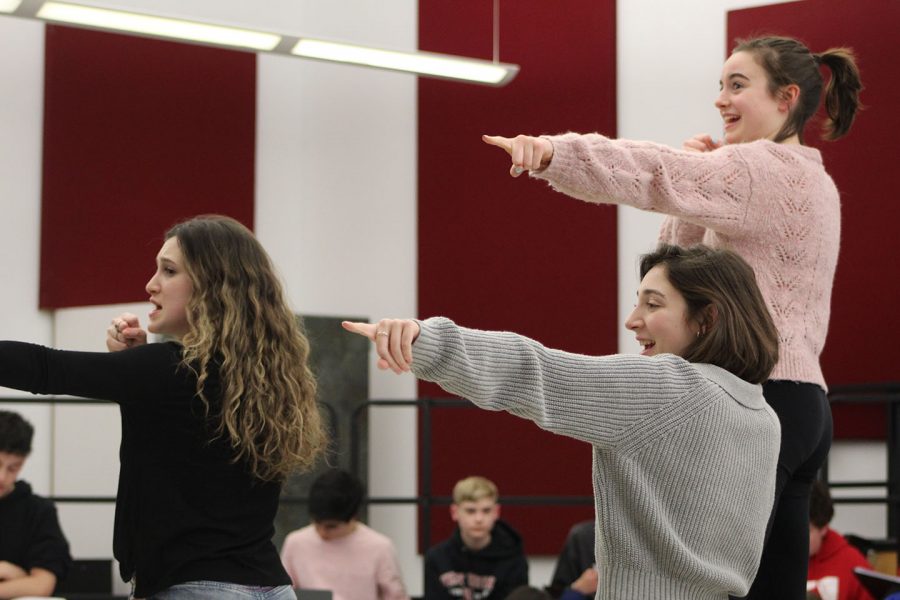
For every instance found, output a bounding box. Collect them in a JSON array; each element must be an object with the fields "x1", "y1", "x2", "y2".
[
  {"x1": 817, "y1": 48, "x2": 863, "y2": 140},
  {"x1": 734, "y1": 36, "x2": 863, "y2": 143}
]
